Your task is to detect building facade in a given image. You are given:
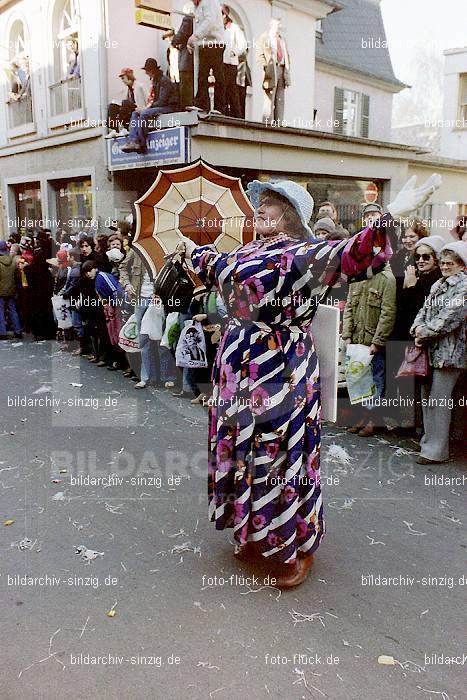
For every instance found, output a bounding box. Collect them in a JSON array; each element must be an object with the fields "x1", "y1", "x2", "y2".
[{"x1": 0, "y1": 0, "x2": 466, "y2": 244}]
